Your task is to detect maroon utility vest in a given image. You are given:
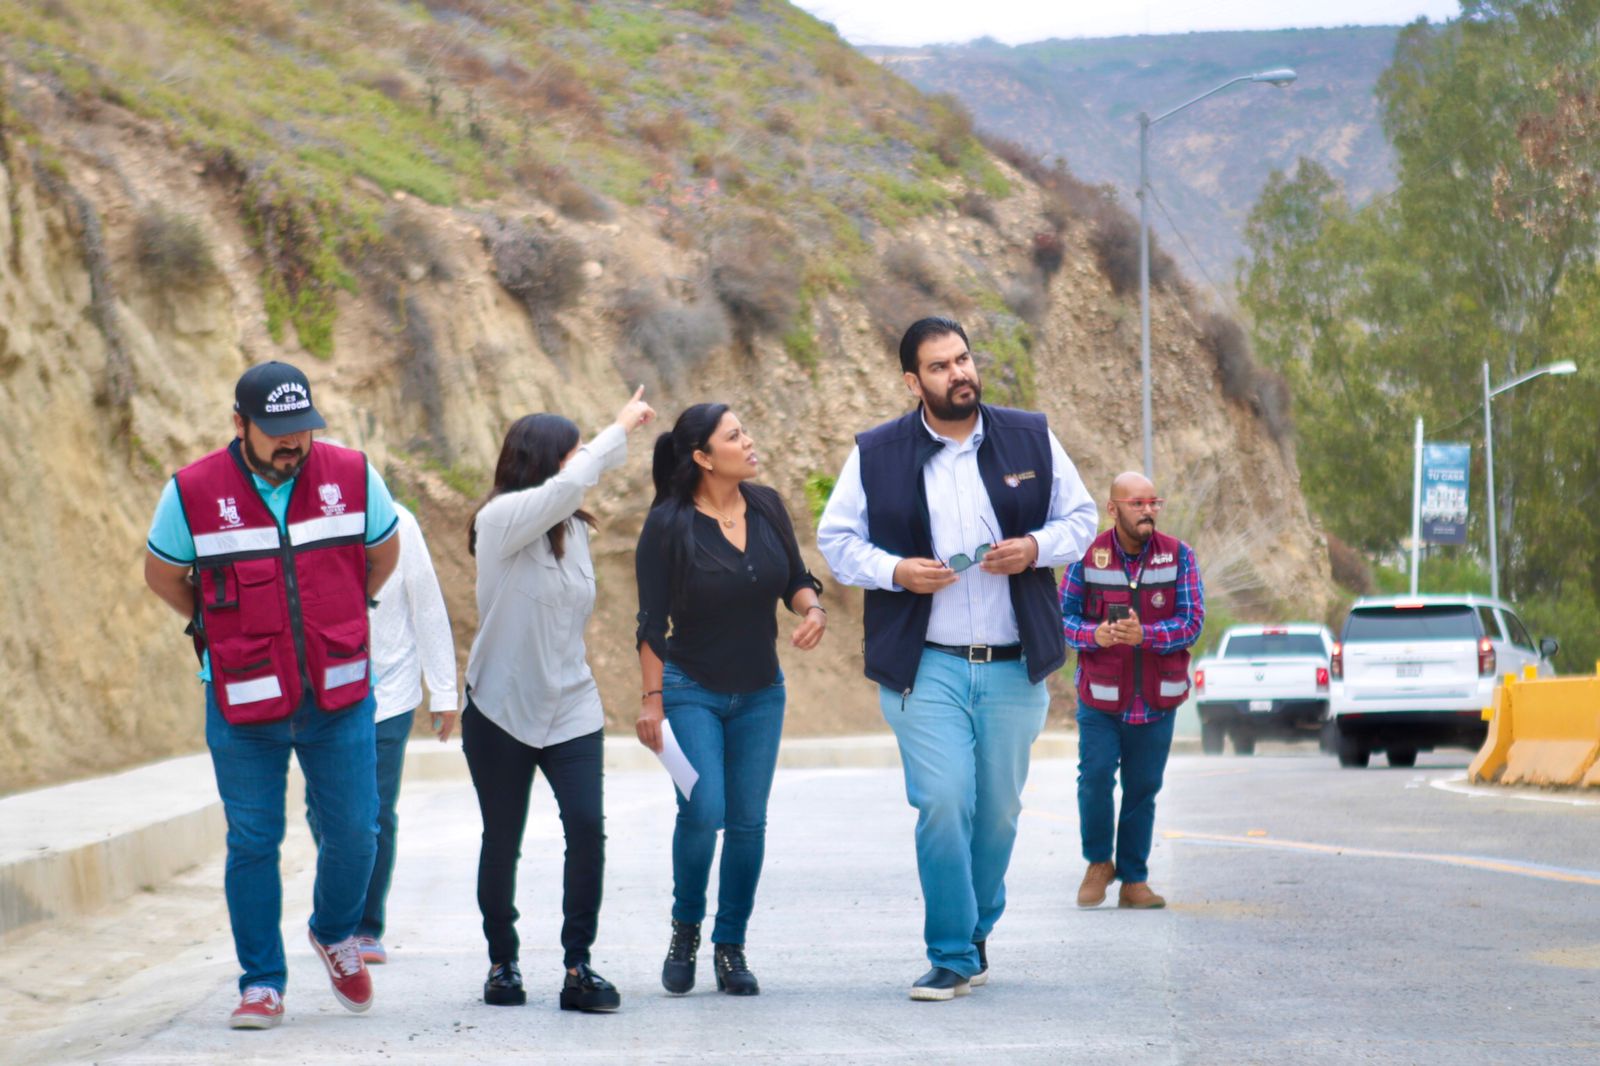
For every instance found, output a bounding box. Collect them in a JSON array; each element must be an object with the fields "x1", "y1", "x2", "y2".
[
  {"x1": 174, "y1": 440, "x2": 371, "y2": 724},
  {"x1": 1075, "y1": 527, "x2": 1192, "y2": 714}
]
